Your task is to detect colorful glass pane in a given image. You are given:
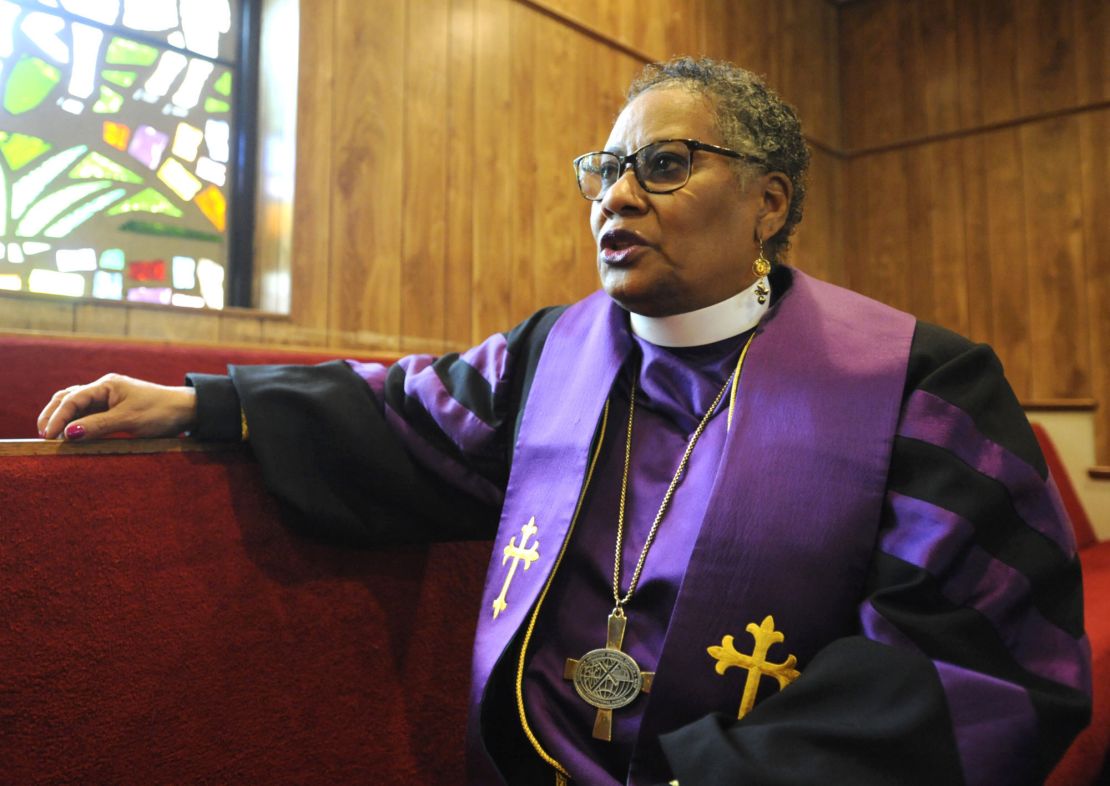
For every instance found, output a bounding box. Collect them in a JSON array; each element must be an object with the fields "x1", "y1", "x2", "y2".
[
  {"x1": 171, "y1": 122, "x2": 203, "y2": 162},
  {"x1": 128, "y1": 259, "x2": 166, "y2": 282},
  {"x1": 213, "y1": 71, "x2": 230, "y2": 97},
  {"x1": 70, "y1": 151, "x2": 142, "y2": 183},
  {"x1": 170, "y1": 292, "x2": 204, "y2": 308},
  {"x1": 60, "y1": 1, "x2": 121, "y2": 26},
  {"x1": 29, "y1": 267, "x2": 84, "y2": 296},
  {"x1": 118, "y1": 219, "x2": 220, "y2": 243},
  {"x1": 22, "y1": 12, "x2": 68, "y2": 64},
  {"x1": 106, "y1": 186, "x2": 181, "y2": 218},
  {"x1": 92, "y1": 269, "x2": 122, "y2": 299},
  {"x1": 22, "y1": 241, "x2": 51, "y2": 255},
  {"x1": 126, "y1": 285, "x2": 170, "y2": 304},
  {"x1": 104, "y1": 36, "x2": 157, "y2": 66},
  {"x1": 203, "y1": 96, "x2": 229, "y2": 113},
  {"x1": 16, "y1": 180, "x2": 111, "y2": 236},
  {"x1": 44, "y1": 185, "x2": 125, "y2": 237},
  {"x1": 126, "y1": 124, "x2": 168, "y2": 169},
  {"x1": 194, "y1": 156, "x2": 225, "y2": 186},
  {"x1": 92, "y1": 83, "x2": 123, "y2": 113},
  {"x1": 100, "y1": 68, "x2": 135, "y2": 88},
  {"x1": 56, "y1": 247, "x2": 96, "y2": 272},
  {"x1": 194, "y1": 184, "x2": 225, "y2": 231},
  {"x1": 0, "y1": 273, "x2": 20, "y2": 290},
  {"x1": 101, "y1": 119, "x2": 130, "y2": 150},
  {"x1": 98, "y1": 247, "x2": 124, "y2": 270},
  {"x1": 0, "y1": 131, "x2": 51, "y2": 170},
  {"x1": 12, "y1": 144, "x2": 88, "y2": 219},
  {"x1": 196, "y1": 257, "x2": 222, "y2": 308},
  {"x1": 4, "y1": 55, "x2": 60, "y2": 114},
  {"x1": 171, "y1": 255, "x2": 195, "y2": 288},
  {"x1": 68, "y1": 22, "x2": 102, "y2": 99},
  {"x1": 6, "y1": 242, "x2": 20, "y2": 262},
  {"x1": 157, "y1": 157, "x2": 201, "y2": 201}
]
